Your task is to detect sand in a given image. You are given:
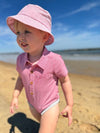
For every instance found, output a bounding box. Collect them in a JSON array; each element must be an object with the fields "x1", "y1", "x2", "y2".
[{"x1": 0, "y1": 61, "x2": 100, "y2": 133}]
